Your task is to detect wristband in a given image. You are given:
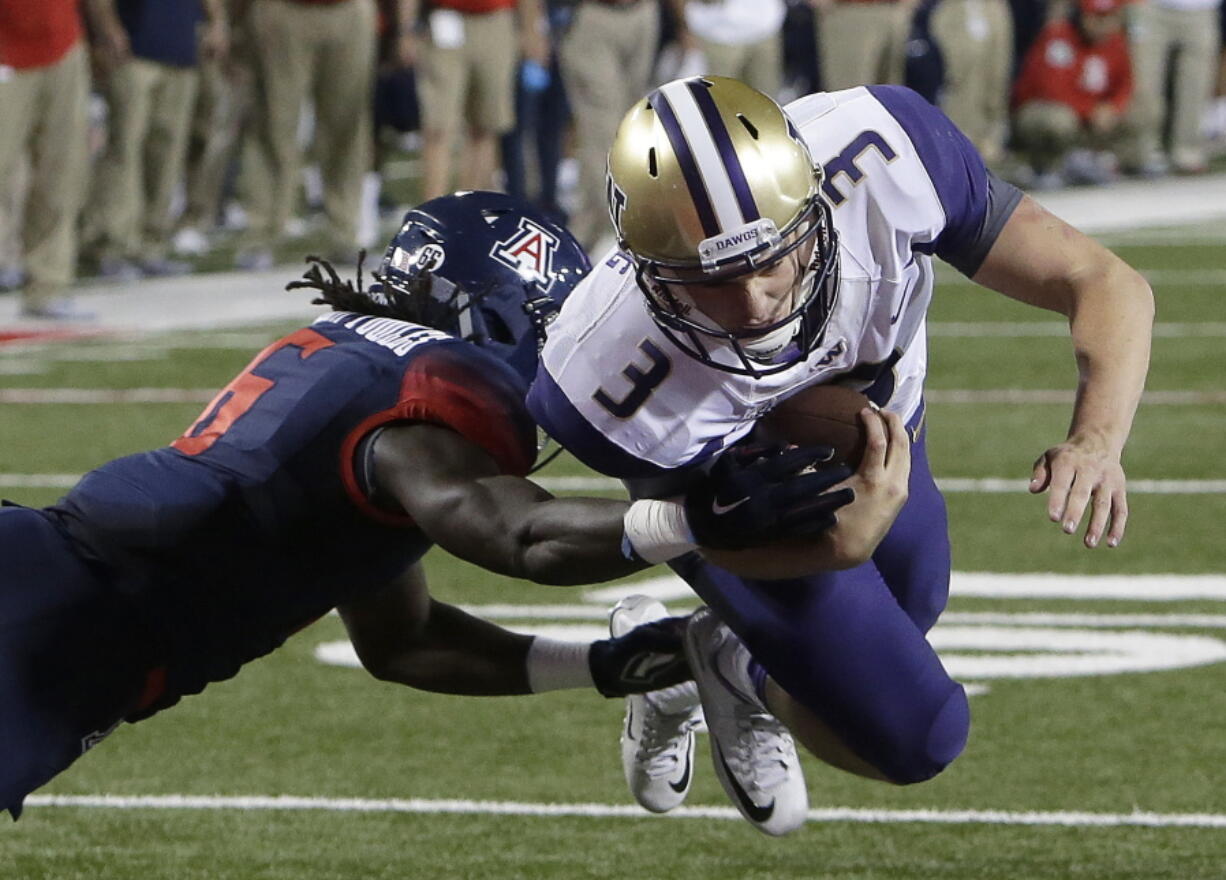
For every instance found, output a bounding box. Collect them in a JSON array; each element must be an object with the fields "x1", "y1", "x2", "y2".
[
  {"x1": 526, "y1": 636, "x2": 594, "y2": 693},
  {"x1": 622, "y1": 498, "x2": 697, "y2": 565}
]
